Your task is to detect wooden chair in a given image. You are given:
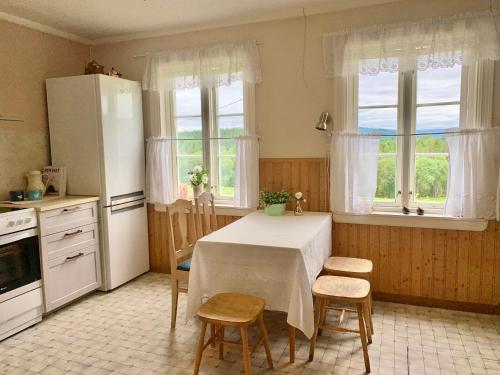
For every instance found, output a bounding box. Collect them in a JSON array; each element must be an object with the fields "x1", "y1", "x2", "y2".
[
  {"x1": 309, "y1": 276, "x2": 372, "y2": 373},
  {"x1": 323, "y1": 256, "x2": 374, "y2": 334},
  {"x1": 193, "y1": 293, "x2": 273, "y2": 375},
  {"x1": 166, "y1": 199, "x2": 197, "y2": 328},
  {"x1": 194, "y1": 192, "x2": 217, "y2": 238}
]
